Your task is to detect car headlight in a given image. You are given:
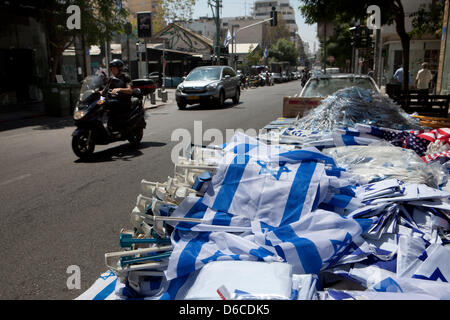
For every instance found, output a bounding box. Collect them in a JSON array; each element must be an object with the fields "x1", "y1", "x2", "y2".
[
  {"x1": 207, "y1": 83, "x2": 219, "y2": 91},
  {"x1": 177, "y1": 84, "x2": 184, "y2": 91},
  {"x1": 73, "y1": 110, "x2": 85, "y2": 120}
]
